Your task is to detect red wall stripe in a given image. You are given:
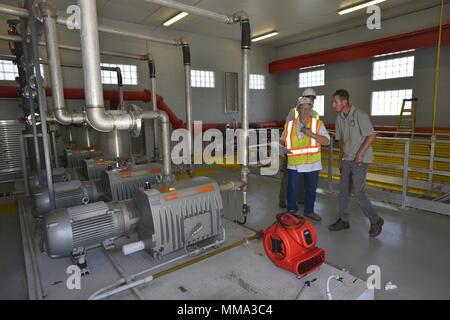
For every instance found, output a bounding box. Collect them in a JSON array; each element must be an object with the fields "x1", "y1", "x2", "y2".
[{"x1": 269, "y1": 24, "x2": 450, "y2": 74}]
